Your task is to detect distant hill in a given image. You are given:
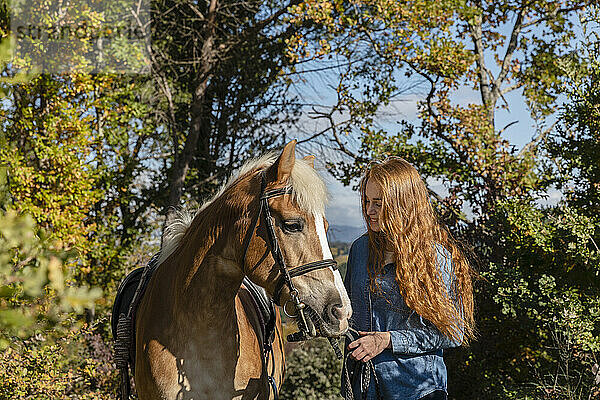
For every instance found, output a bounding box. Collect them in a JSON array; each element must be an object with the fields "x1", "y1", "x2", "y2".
[{"x1": 327, "y1": 225, "x2": 365, "y2": 244}]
